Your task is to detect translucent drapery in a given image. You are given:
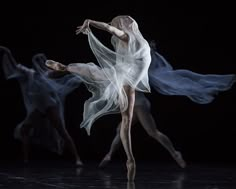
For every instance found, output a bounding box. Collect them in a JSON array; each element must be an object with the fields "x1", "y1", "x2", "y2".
[{"x1": 1, "y1": 49, "x2": 81, "y2": 154}]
